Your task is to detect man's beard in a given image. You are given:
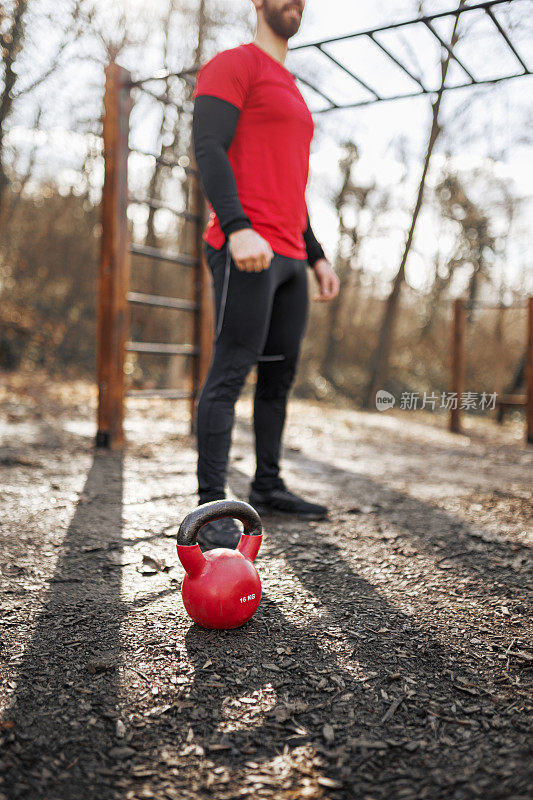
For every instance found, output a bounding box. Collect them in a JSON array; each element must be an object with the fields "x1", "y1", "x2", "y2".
[{"x1": 263, "y1": 1, "x2": 303, "y2": 40}]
